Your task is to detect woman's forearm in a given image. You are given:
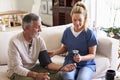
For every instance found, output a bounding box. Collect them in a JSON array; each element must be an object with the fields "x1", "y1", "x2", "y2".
[{"x1": 54, "y1": 44, "x2": 67, "y2": 55}]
